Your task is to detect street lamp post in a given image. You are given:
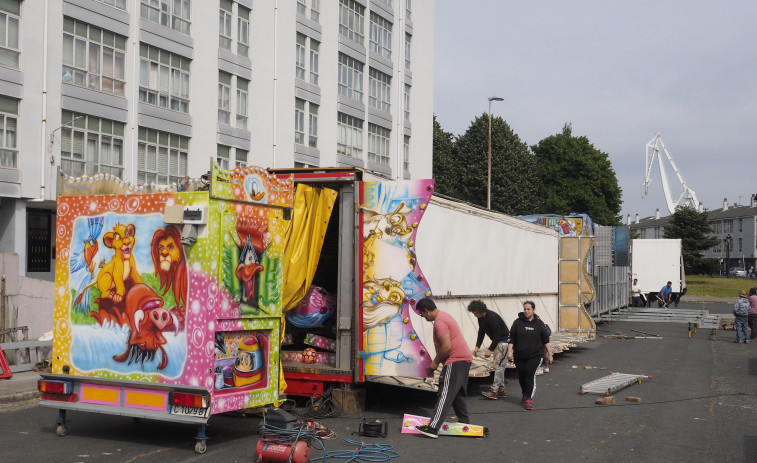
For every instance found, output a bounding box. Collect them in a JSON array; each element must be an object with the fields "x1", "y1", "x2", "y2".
[
  {"x1": 487, "y1": 96, "x2": 504, "y2": 210},
  {"x1": 725, "y1": 234, "x2": 732, "y2": 278}
]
